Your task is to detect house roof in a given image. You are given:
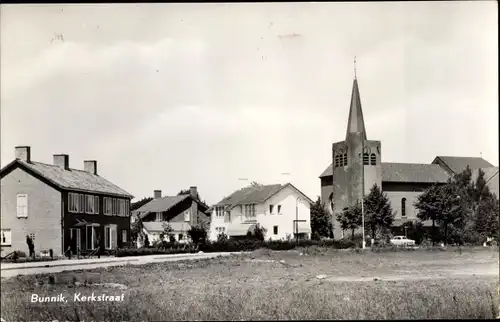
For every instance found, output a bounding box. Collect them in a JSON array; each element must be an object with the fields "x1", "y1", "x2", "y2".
[
  {"x1": 0, "y1": 159, "x2": 133, "y2": 198},
  {"x1": 143, "y1": 221, "x2": 191, "y2": 233},
  {"x1": 381, "y1": 162, "x2": 450, "y2": 183},
  {"x1": 216, "y1": 183, "x2": 313, "y2": 208},
  {"x1": 134, "y1": 195, "x2": 190, "y2": 215},
  {"x1": 319, "y1": 162, "x2": 450, "y2": 183},
  {"x1": 432, "y1": 156, "x2": 494, "y2": 175}
]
